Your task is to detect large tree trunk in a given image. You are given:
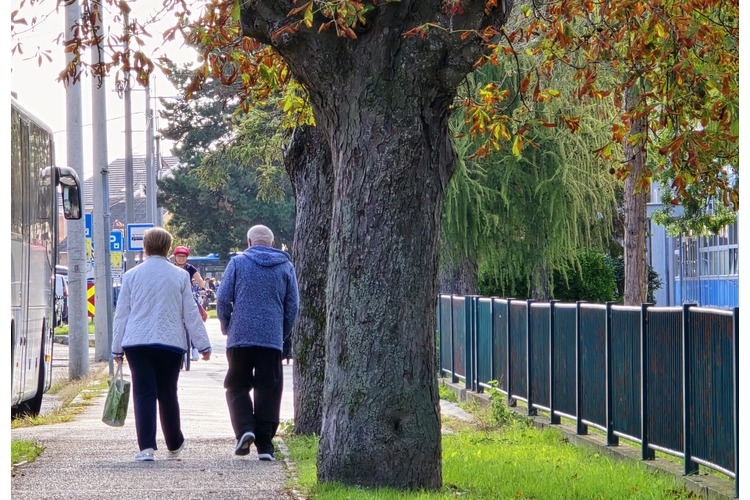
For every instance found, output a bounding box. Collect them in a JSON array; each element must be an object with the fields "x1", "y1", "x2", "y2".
[
  {"x1": 284, "y1": 125, "x2": 332, "y2": 436},
  {"x1": 623, "y1": 85, "x2": 649, "y2": 305},
  {"x1": 241, "y1": 0, "x2": 512, "y2": 490},
  {"x1": 309, "y1": 76, "x2": 456, "y2": 489},
  {"x1": 530, "y1": 264, "x2": 551, "y2": 300}
]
